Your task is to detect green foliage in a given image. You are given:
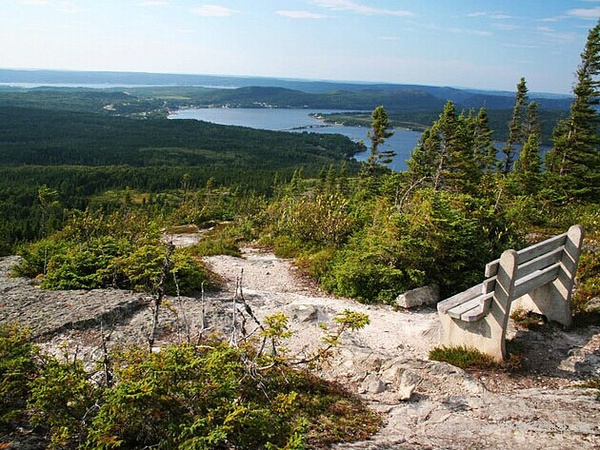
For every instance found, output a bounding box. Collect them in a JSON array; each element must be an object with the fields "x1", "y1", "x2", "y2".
[
  {"x1": 275, "y1": 192, "x2": 355, "y2": 248},
  {"x1": 12, "y1": 237, "x2": 70, "y2": 278},
  {"x1": 28, "y1": 353, "x2": 99, "y2": 448},
  {"x1": 16, "y1": 210, "x2": 215, "y2": 295},
  {"x1": 502, "y1": 77, "x2": 529, "y2": 174},
  {"x1": 0, "y1": 332, "x2": 380, "y2": 449},
  {"x1": 321, "y1": 188, "x2": 512, "y2": 302},
  {"x1": 406, "y1": 101, "x2": 494, "y2": 194},
  {"x1": 429, "y1": 345, "x2": 497, "y2": 370},
  {"x1": 546, "y1": 21, "x2": 600, "y2": 200},
  {"x1": 43, "y1": 236, "x2": 131, "y2": 290},
  {"x1": 0, "y1": 325, "x2": 37, "y2": 429}
]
